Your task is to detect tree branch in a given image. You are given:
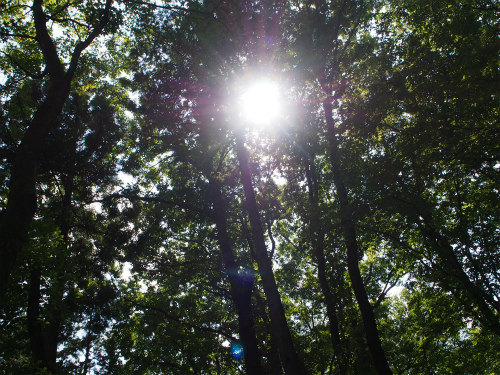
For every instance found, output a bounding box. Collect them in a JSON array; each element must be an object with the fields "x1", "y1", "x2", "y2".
[
  {"x1": 123, "y1": 0, "x2": 215, "y2": 16},
  {"x1": 471, "y1": 5, "x2": 500, "y2": 12},
  {"x1": 66, "y1": 0, "x2": 113, "y2": 80},
  {"x1": 106, "y1": 193, "x2": 210, "y2": 218},
  {"x1": 0, "y1": 32, "x2": 37, "y2": 40},
  {"x1": 50, "y1": 0, "x2": 75, "y2": 18},
  {"x1": 125, "y1": 298, "x2": 236, "y2": 340},
  {"x1": 46, "y1": 15, "x2": 90, "y2": 29},
  {"x1": 1, "y1": 52, "x2": 45, "y2": 80},
  {"x1": 373, "y1": 269, "x2": 399, "y2": 310},
  {"x1": 33, "y1": 0, "x2": 65, "y2": 79}
]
